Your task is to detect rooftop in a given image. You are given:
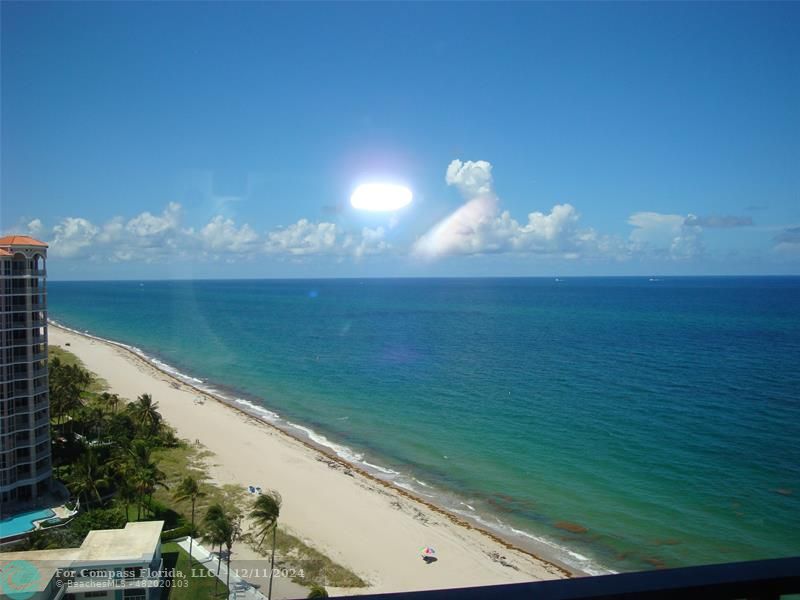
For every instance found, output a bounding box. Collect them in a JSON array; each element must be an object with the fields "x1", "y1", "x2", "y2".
[
  {"x1": 0, "y1": 234, "x2": 48, "y2": 248},
  {"x1": 0, "y1": 520, "x2": 165, "y2": 591},
  {"x1": 79, "y1": 520, "x2": 164, "y2": 563}
]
